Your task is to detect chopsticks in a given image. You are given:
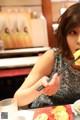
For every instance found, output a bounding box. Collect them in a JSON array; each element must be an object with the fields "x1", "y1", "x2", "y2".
[{"x1": 36, "y1": 55, "x2": 80, "y2": 91}]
